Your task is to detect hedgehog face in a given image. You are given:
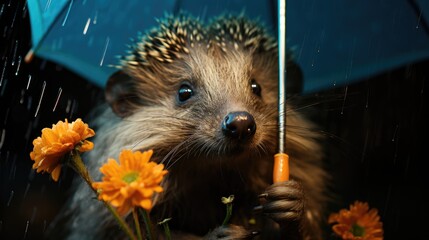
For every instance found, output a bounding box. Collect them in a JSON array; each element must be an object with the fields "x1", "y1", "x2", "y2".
[{"x1": 105, "y1": 14, "x2": 295, "y2": 164}]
